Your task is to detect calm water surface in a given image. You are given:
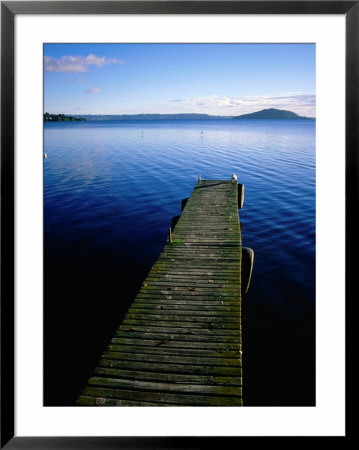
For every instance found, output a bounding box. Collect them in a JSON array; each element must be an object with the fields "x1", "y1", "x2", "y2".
[{"x1": 44, "y1": 119, "x2": 315, "y2": 406}]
